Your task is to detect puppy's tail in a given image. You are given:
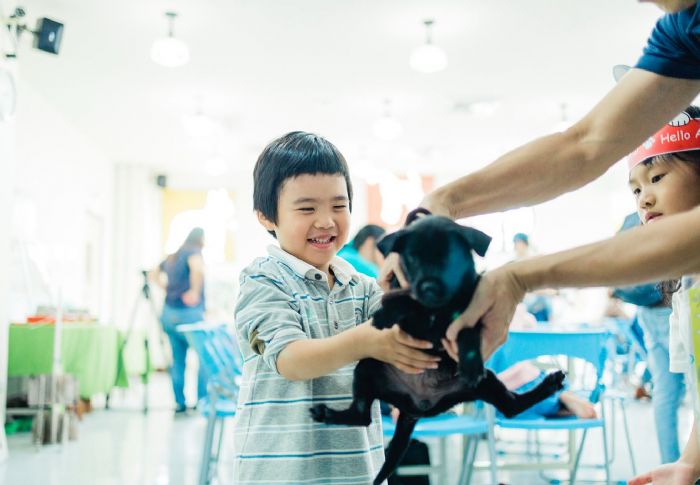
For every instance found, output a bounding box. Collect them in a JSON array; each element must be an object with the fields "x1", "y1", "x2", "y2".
[{"x1": 373, "y1": 414, "x2": 418, "y2": 485}]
